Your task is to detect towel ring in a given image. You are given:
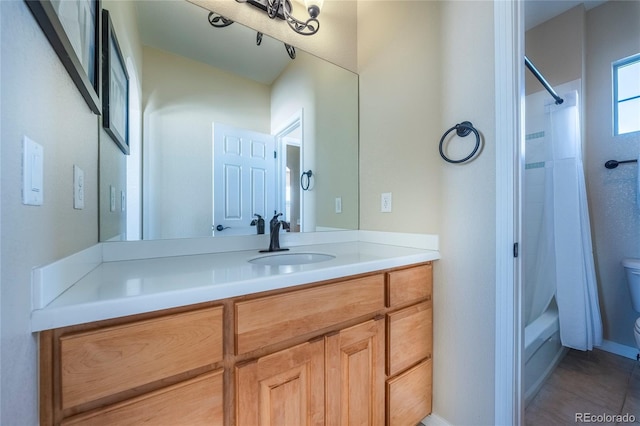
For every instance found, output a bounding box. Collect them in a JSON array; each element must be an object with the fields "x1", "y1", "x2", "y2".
[
  {"x1": 439, "y1": 121, "x2": 481, "y2": 164},
  {"x1": 300, "y1": 170, "x2": 312, "y2": 191}
]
